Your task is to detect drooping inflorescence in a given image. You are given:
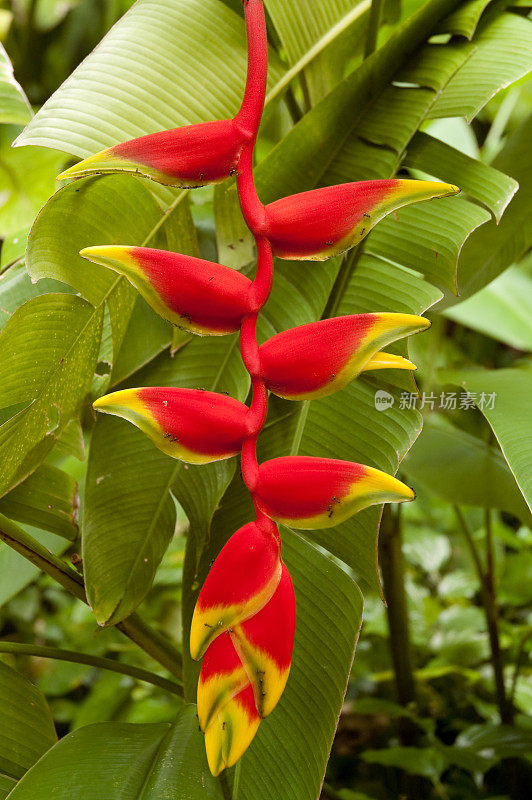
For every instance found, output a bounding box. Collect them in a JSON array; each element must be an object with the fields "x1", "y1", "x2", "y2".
[{"x1": 61, "y1": 0, "x2": 459, "y2": 775}]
